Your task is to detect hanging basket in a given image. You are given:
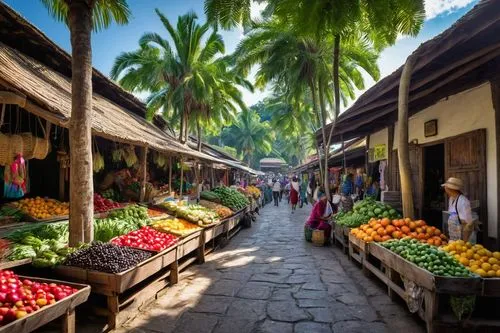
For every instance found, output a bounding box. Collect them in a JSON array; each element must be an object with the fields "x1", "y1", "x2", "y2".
[
  {"x1": 33, "y1": 120, "x2": 51, "y2": 160},
  {"x1": 0, "y1": 133, "x2": 10, "y2": 166},
  {"x1": 21, "y1": 132, "x2": 35, "y2": 159},
  {"x1": 10, "y1": 134, "x2": 24, "y2": 157},
  {"x1": 33, "y1": 137, "x2": 50, "y2": 160}
]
